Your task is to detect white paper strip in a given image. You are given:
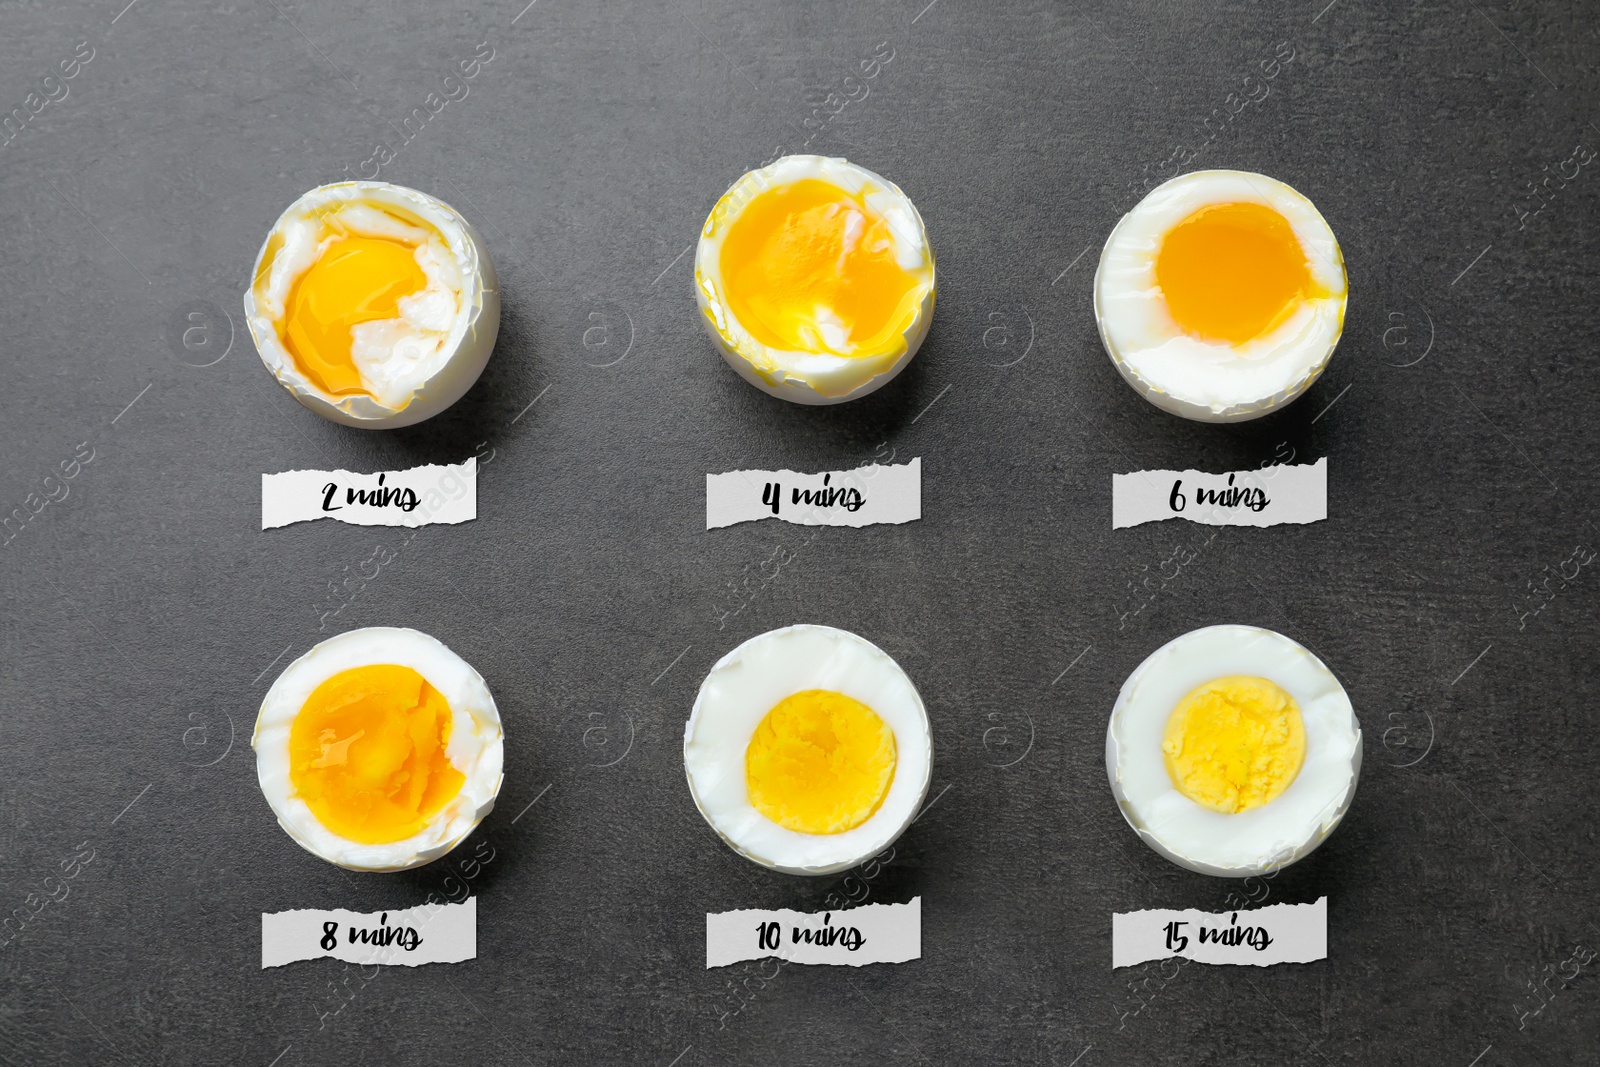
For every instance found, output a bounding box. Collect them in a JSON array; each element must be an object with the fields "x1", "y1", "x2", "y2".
[
  {"x1": 1112, "y1": 897, "x2": 1327, "y2": 968},
  {"x1": 706, "y1": 898, "x2": 921, "y2": 968},
  {"x1": 261, "y1": 897, "x2": 476, "y2": 968},
  {"x1": 262, "y1": 459, "x2": 476, "y2": 530},
  {"x1": 1111, "y1": 458, "x2": 1326, "y2": 529},
  {"x1": 706, "y1": 459, "x2": 920, "y2": 530}
]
